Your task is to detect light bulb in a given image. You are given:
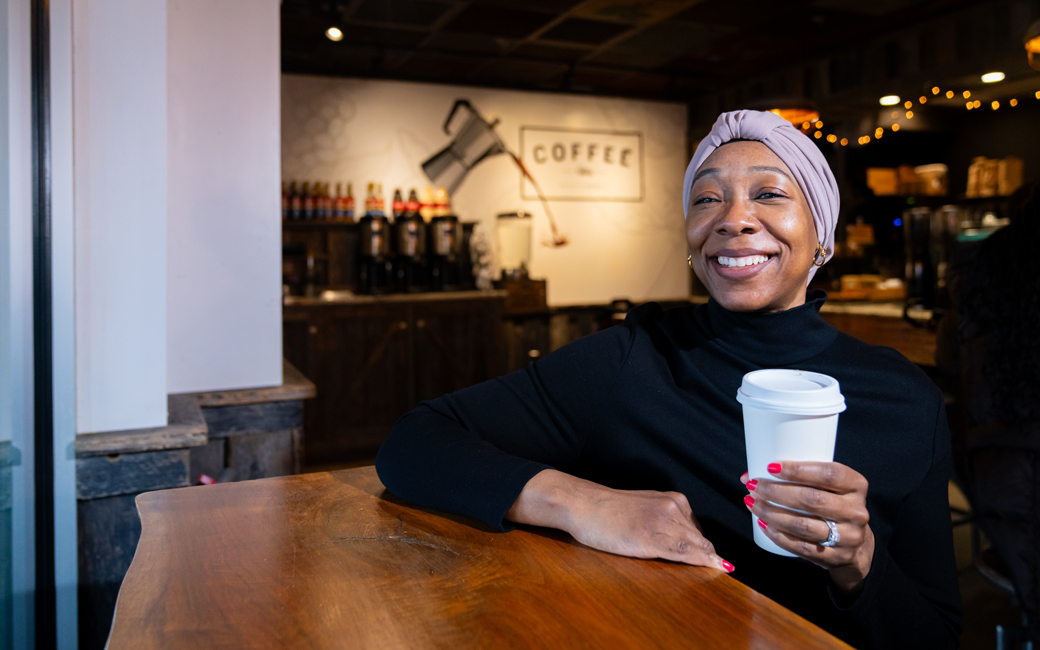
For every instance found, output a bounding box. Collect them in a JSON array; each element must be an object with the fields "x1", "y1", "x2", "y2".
[
  {"x1": 325, "y1": 26, "x2": 344, "y2": 42},
  {"x1": 840, "y1": 138, "x2": 848, "y2": 146},
  {"x1": 1010, "y1": 98, "x2": 1019, "y2": 107},
  {"x1": 980, "y1": 72, "x2": 1005, "y2": 83},
  {"x1": 963, "y1": 90, "x2": 971, "y2": 98},
  {"x1": 904, "y1": 100, "x2": 912, "y2": 109},
  {"x1": 991, "y1": 101, "x2": 999, "y2": 110},
  {"x1": 879, "y1": 95, "x2": 901, "y2": 106},
  {"x1": 905, "y1": 111, "x2": 913, "y2": 119},
  {"x1": 946, "y1": 90, "x2": 954, "y2": 99},
  {"x1": 891, "y1": 124, "x2": 900, "y2": 132},
  {"x1": 931, "y1": 86, "x2": 940, "y2": 95}
]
